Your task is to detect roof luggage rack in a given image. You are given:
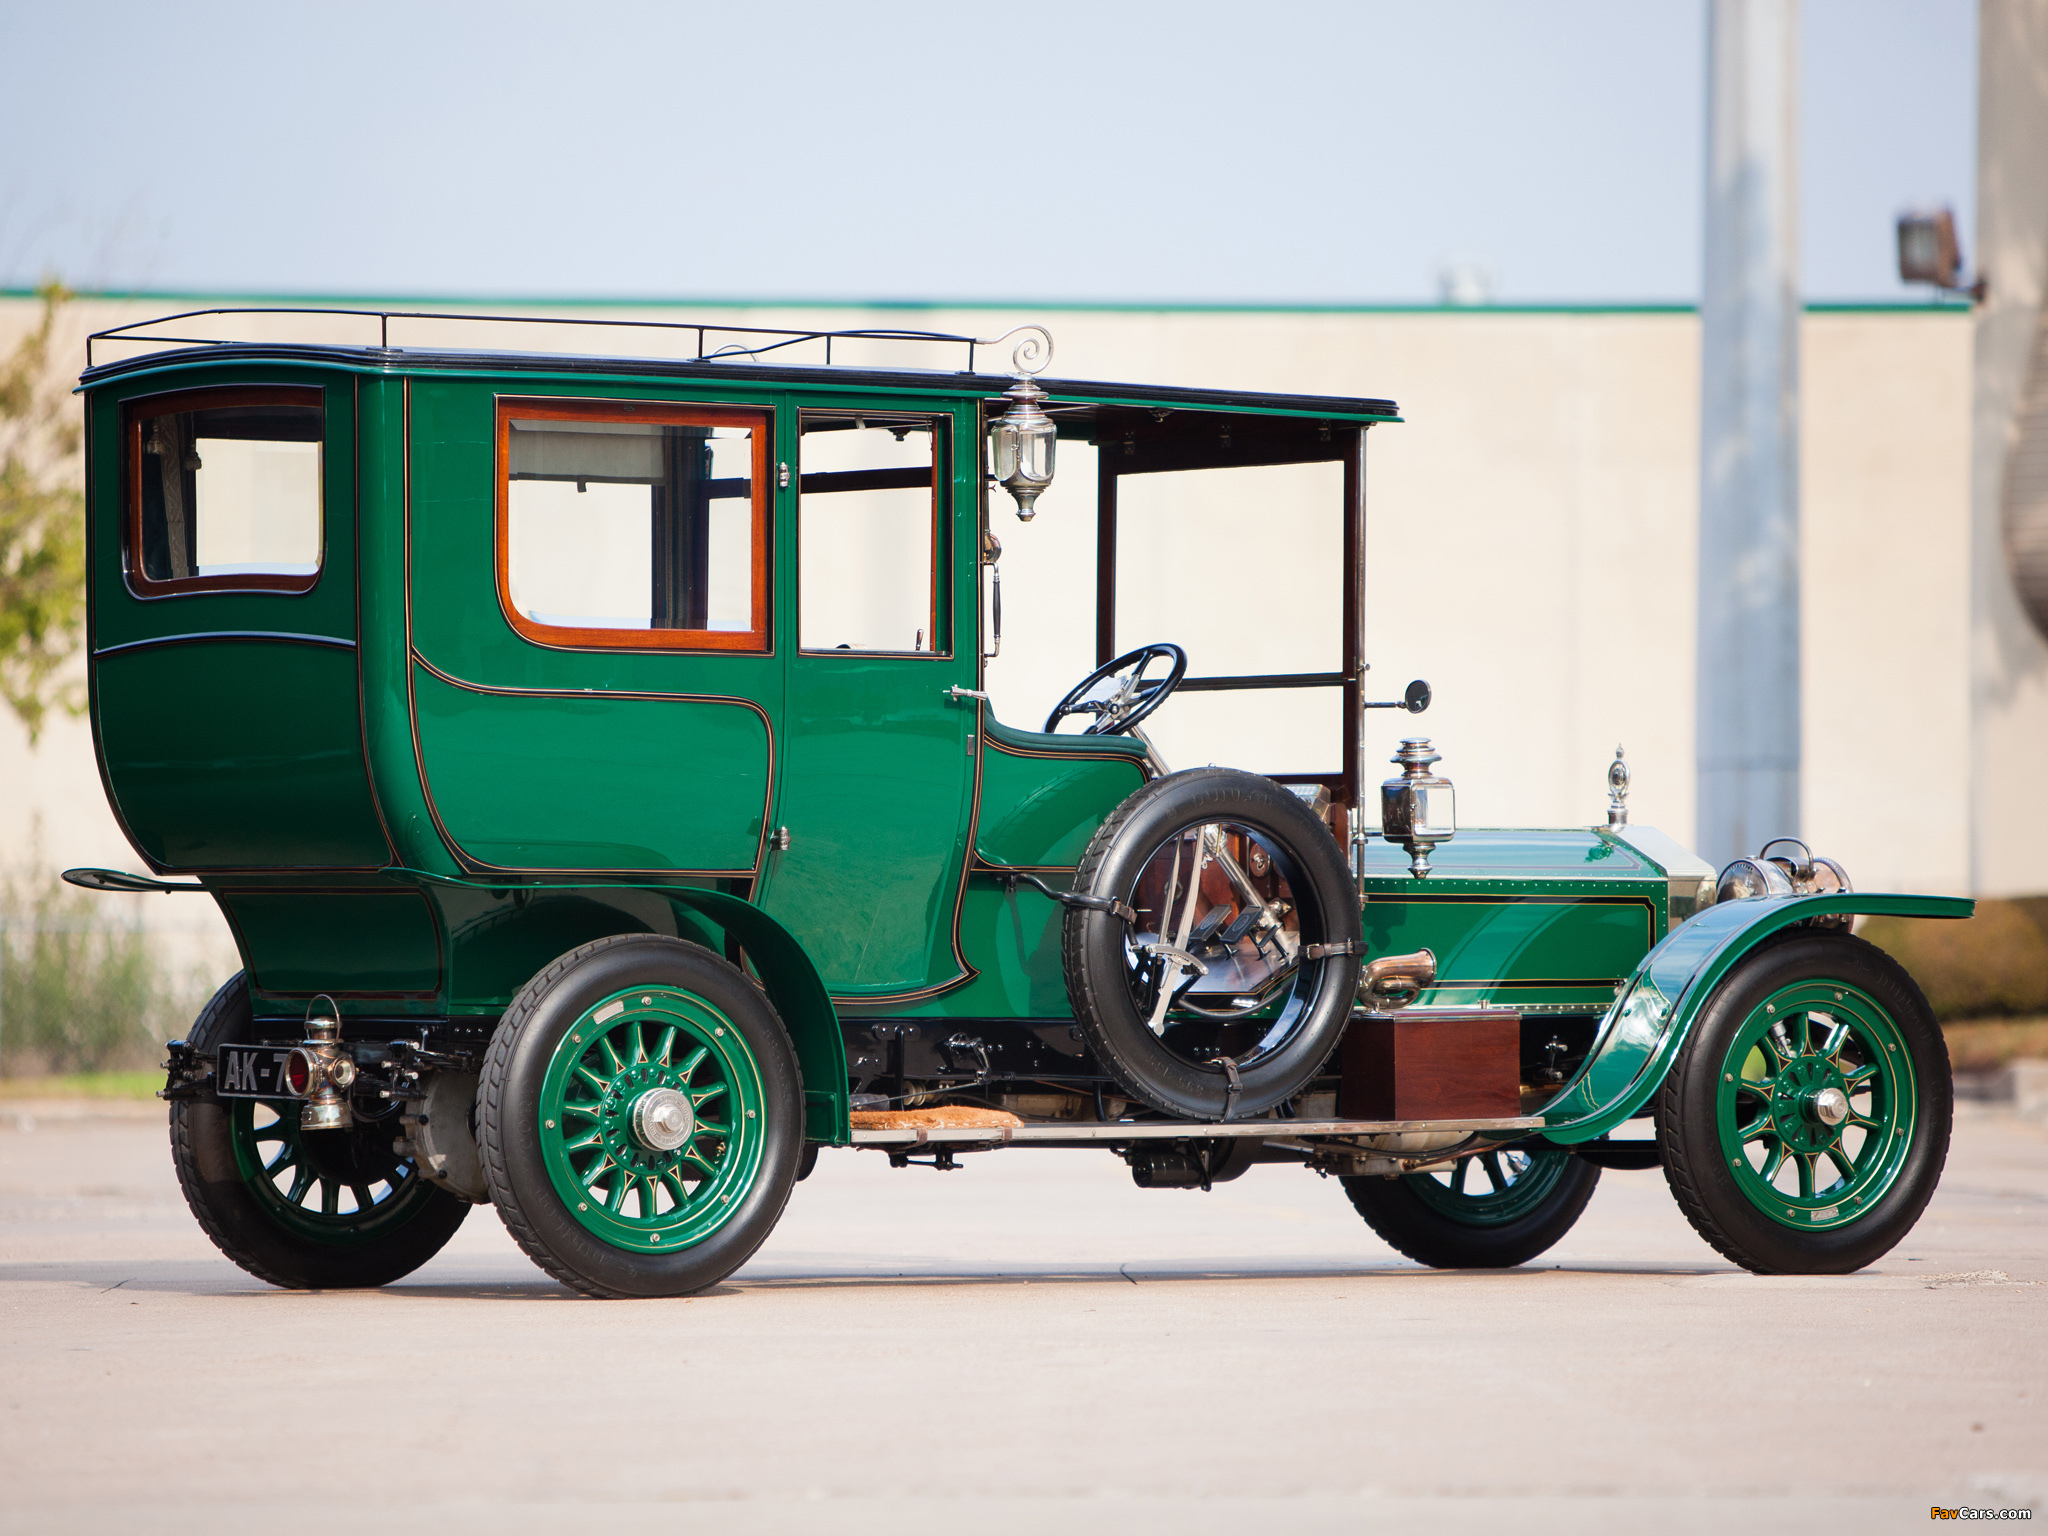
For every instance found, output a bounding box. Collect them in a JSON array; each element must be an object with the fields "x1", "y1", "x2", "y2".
[{"x1": 86, "y1": 305, "x2": 1051, "y2": 375}]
